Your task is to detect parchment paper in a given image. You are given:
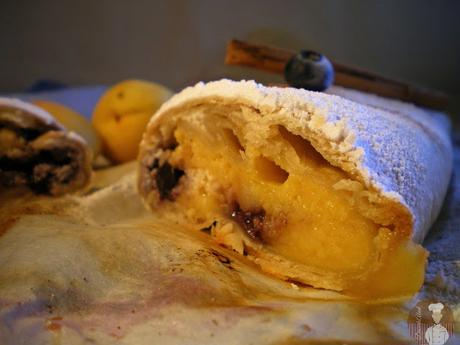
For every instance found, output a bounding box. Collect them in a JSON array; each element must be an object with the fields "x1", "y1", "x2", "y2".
[{"x1": 0, "y1": 150, "x2": 458, "y2": 345}]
